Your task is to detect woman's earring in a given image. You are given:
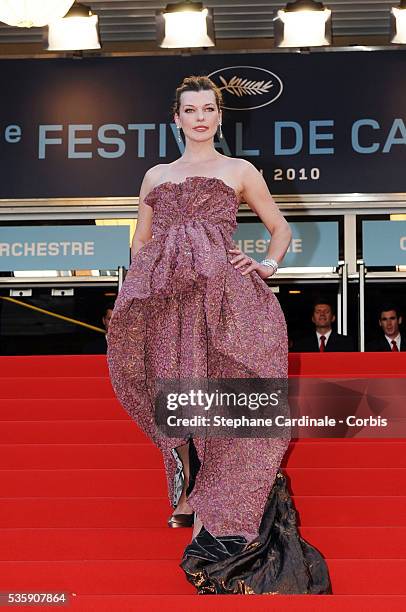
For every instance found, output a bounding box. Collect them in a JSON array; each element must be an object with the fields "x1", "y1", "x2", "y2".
[
  {"x1": 176, "y1": 125, "x2": 182, "y2": 143},
  {"x1": 218, "y1": 122, "x2": 223, "y2": 139}
]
